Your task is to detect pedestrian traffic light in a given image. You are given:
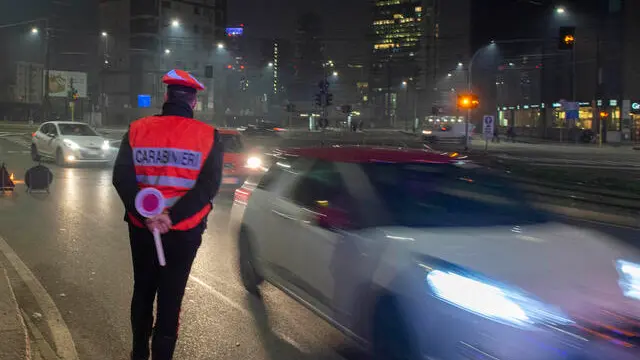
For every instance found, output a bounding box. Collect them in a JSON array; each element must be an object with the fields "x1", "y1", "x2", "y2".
[
  {"x1": 457, "y1": 94, "x2": 479, "y2": 109},
  {"x1": 326, "y1": 93, "x2": 333, "y2": 107},
  {"x1": 558, "y1": 26, "x2": 575, "y2": 50}
]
